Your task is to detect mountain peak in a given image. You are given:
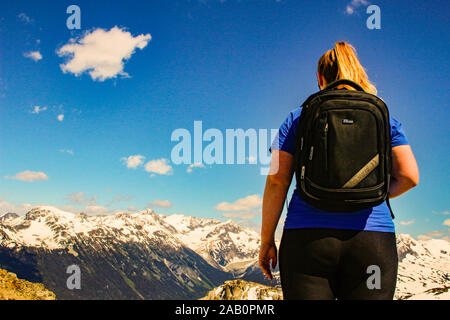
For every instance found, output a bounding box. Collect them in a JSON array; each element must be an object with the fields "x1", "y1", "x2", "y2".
[
  {"x1": 0, "y1": 212, "x2": 19, "y2": 222},
  {"x1": 25, "y1": 206, "x2": 75, "y2": 220}
]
